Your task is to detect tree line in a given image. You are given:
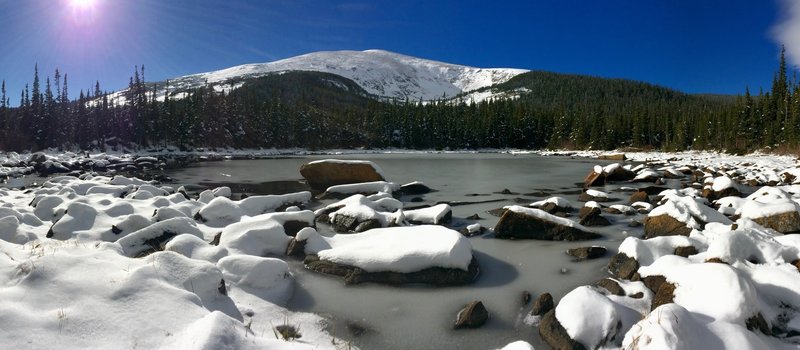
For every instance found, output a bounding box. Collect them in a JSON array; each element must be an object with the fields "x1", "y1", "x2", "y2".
[{"x1": 0, "y1": 49, "x2": 797, "y2": 153}]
